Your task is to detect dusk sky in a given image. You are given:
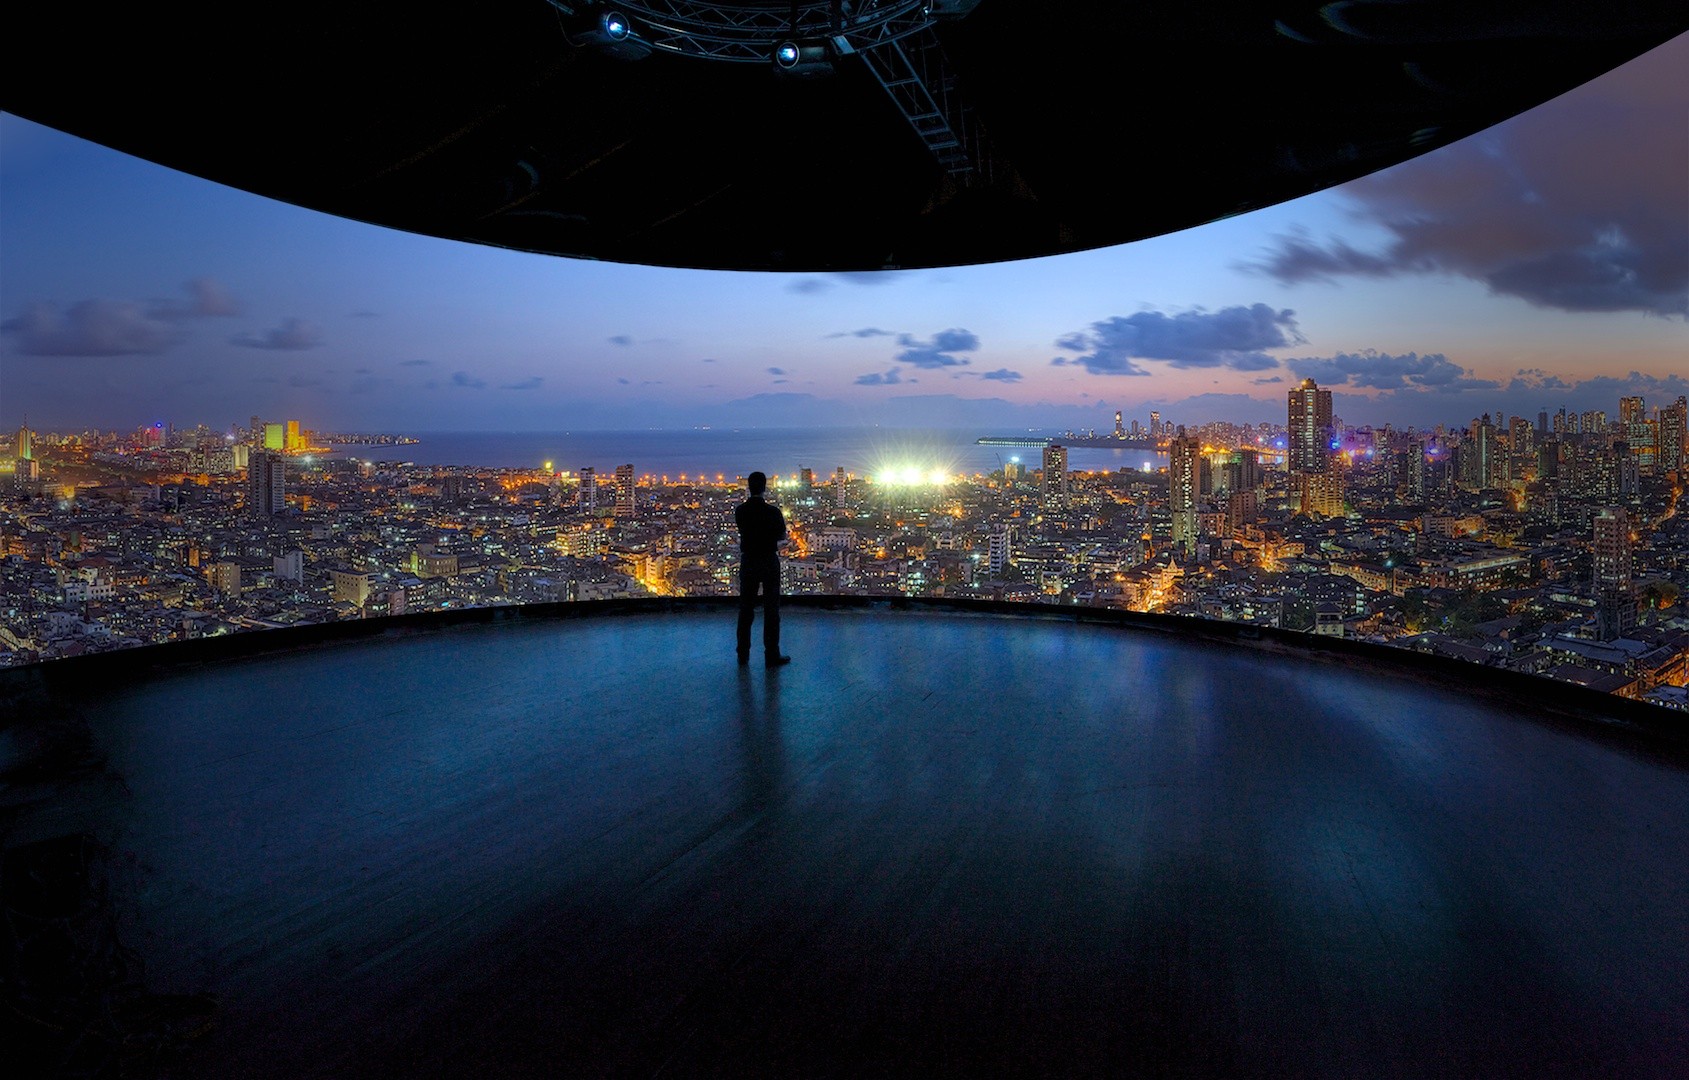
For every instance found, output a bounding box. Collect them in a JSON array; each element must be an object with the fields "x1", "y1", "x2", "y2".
[{"x1": 2, "y1": 31, "x2": 1684, "y2": 435}]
